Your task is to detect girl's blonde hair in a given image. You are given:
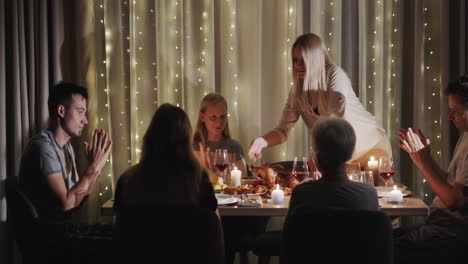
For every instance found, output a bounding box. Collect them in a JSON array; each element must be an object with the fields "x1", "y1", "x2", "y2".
[
  {"x1": 291, "y1": 33, "x2": 335, "y2": 97},
  {"x1": 193, "y1": 93, "x2": 231, "y2": 145}
]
